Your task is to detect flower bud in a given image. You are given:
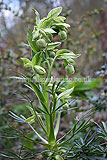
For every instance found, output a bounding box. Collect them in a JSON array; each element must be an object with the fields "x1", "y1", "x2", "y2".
[
  {"x1": 33, "y1": 65, "x2": 46, "y2": 75},
  {"x1": 24, "y1": 63, "x2": 32, "y2": 68},
  {"x1": 48, "y1": 51, "x2": 56, "y2": 58},
  {"x1": 36, "y1": 39, "x2": 46, "y2": 49},
  {"x1": 66, "y1": 65, "x2": 75, "y2": 74},
  {"x1": 58, "y1": 31, "x2": 67, "y2": 41}
]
